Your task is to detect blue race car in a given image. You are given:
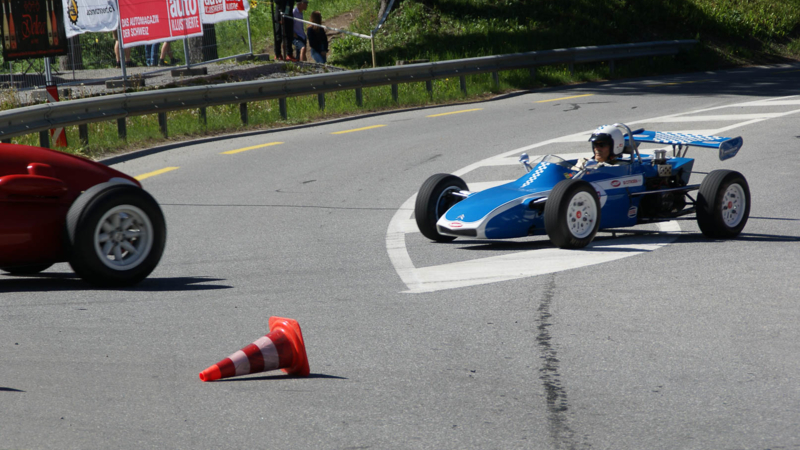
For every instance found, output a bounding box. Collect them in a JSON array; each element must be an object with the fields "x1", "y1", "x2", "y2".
[{"x1": 415, "y1": 123, "x2": 749, "y2": 248}]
